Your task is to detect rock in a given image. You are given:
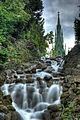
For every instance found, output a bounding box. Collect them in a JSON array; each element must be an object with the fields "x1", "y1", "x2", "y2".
[
  {"x1": 74, "y1": 106, "x2": 80, "y2": 113},
  {"x1": 5, "y1": 112, "x2": 22, "y2": 120},
  {"x1": 26, "y1": 77, "x2": 34, "y2": 83},
  {"x1": 0, "y1": 105, "x2": 8, "y2": 114},
  {"x1": 48, "y1": 105, "x2": 62, "y2": 112},
  {"x1": 36, "y1": 62, "x2": 43, "y2": 69},
  {"x1": 41, "y1": 65, "x2": 47, "y2": 71},
  {"x1": 45, "y1": 60, "x2": 51, "y2": 64},
  {"x1": 63, "y1": 87, "x2": 68, "y2": 92},
  {"x1": 47, "y1": 81, "x2": 53, "y2": 87},
  {"x1": 15, "y1": 78, "x2": 26, "y2": 83},
  {"x1": 60, "y1": 77, "x2": 65, "y2": 80},
  {"x1": 0, "y1": 112, "x2": 5, "y2": 120},
  {"x1": 52, "y1": 72, "x2": 60, "y2": 77},
  {"x1": 2, "y1": 95, "x2": 12, "y2": 105},
  {"x1": 50, "y1": 112, "x2": 59, "y2": 119},
  {"x1": 16, "y1": 70, "x2": 24, "y2": 74},
  {"x1": 76, "y1": 64, "x2": 80, "y2": 69},
  {"x1": 46, "y1": 63, "x2": 51, "y2": 66},
  {"x1": 61, "y1": 92, "x2": 69, "y2": 99},
  {"x1": 43, "y1": 110, "x2": 50, "y2": 120},
  {"x1": 76, "y1": 96, "x2": 80, "y2": 105},
  {"x1": 73, "y1": 76, "x2": 80, "y2": 83},
  {"x1": 37, "y1": 77, "x2": 43, "y2": 81},
  {"x1": 6, "y1": 105, "x2": 15, "y2": 111},
  {"x1": 24, "y1": 69, "x2": 31, "y2": 74},
  {"x1": 11, "y1": 69, "x2": 16, "y2": 73},
  {"x1": 26, "y1": 74, "x2": 32, "y2": 78},
  {"x1": 61, "y1": 46, "x2": 80, "y2": 118},
  {"x1": 30, "y1": 68, "x2": 36, "y2": 73},
  {"x1": 44, "y1": 75, "x2": 52, "y2": 81}
]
